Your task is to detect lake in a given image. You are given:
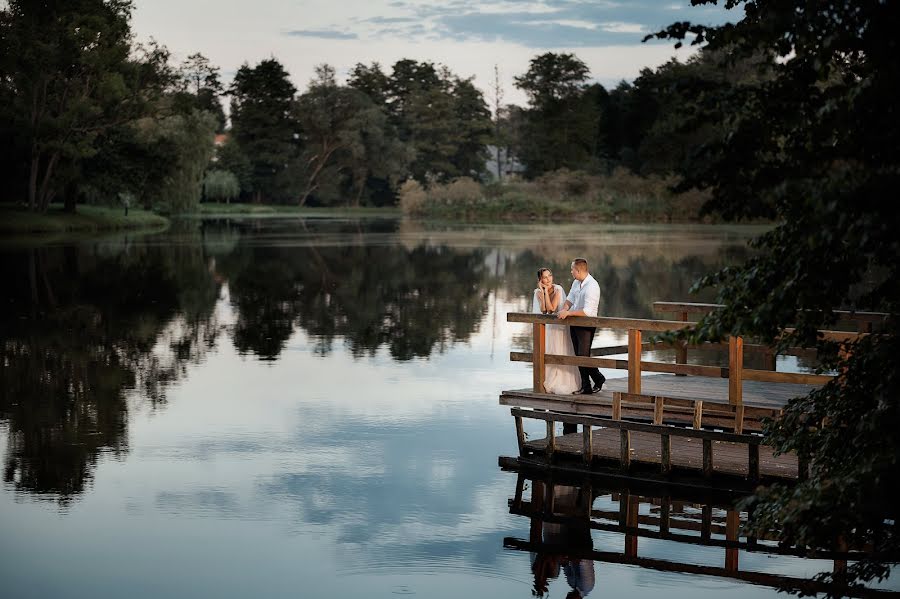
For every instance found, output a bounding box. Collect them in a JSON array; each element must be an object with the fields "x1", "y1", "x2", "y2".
[{"x1": 0, "y1": 217, "x2": 894, "y2": 598}]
